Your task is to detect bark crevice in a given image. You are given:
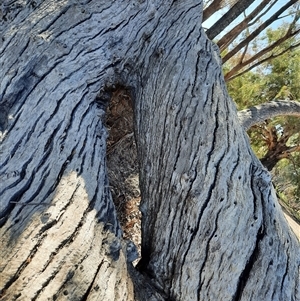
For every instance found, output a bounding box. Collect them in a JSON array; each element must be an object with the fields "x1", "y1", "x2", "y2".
[
  {"x1": 233, "y1": 225, "x2": 265, "y2": 301},
  {"x1": 105, "y1": 85, "x2": 142, "y2": 263}
]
